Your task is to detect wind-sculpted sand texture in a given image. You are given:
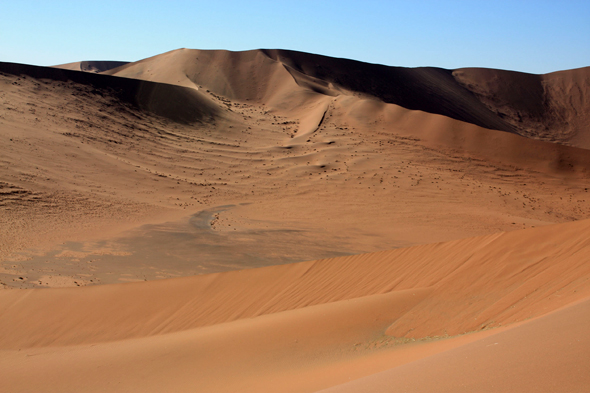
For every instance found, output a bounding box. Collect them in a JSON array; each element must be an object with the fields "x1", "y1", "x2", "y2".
[
  {"x1": 2, "y1": 219, "x2": 590, "y2": 391},
  {"x1": 1, "y1": 49, "x2": 590, "y2": 391}
]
